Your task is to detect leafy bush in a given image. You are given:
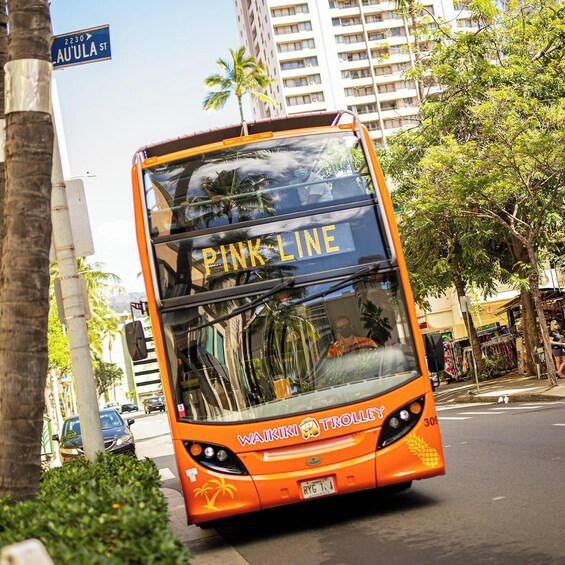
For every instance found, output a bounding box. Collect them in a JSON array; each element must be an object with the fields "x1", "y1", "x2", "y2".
[{"x1": 0, "y1": 455, "x2": 190, "y2": 564}]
